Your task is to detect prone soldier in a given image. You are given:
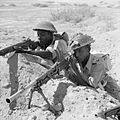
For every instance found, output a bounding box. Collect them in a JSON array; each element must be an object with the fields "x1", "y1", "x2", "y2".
[{"x1": 65, "y1": 32, "x2": 120, "y2": 102}]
